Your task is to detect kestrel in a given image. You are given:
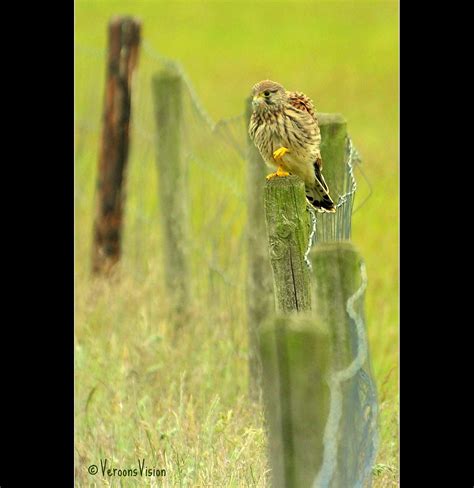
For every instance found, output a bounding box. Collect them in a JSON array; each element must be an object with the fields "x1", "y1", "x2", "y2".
[{"x1": 249, "y1": 80, "x2": 336, "y2": 213}]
